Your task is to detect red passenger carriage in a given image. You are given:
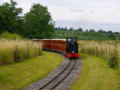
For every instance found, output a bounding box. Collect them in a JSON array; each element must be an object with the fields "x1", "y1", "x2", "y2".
[{"x1": 33, "y1": 37, "x2": 79, "y2": 59}]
